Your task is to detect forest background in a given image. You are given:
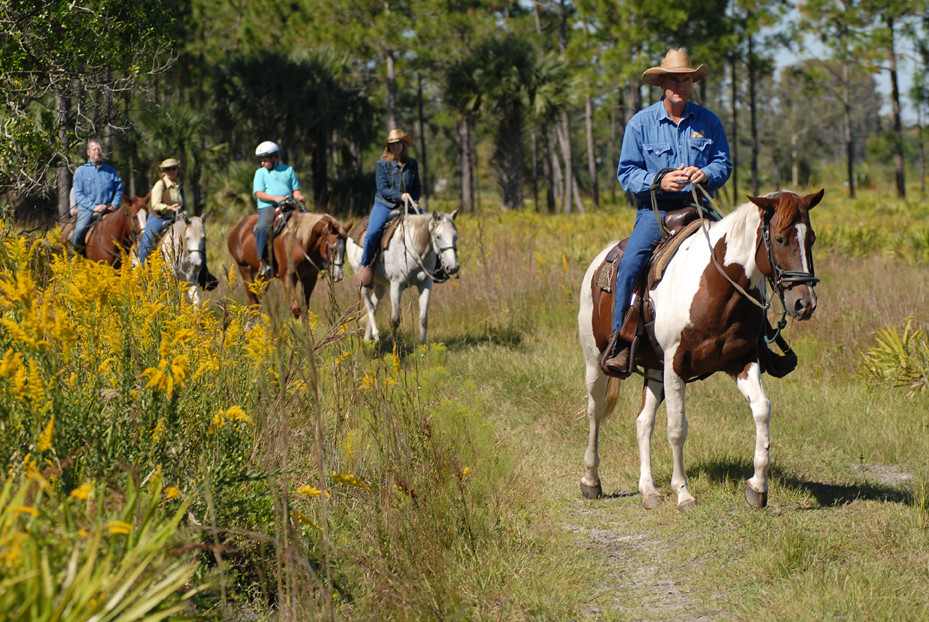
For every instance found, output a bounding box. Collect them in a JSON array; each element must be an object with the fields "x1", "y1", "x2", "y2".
[{"x1": 1, "y1": 0, "x2": 928, "y2": 222}]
